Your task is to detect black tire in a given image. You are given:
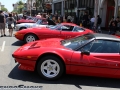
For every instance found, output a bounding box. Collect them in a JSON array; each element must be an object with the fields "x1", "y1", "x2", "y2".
[
  {"x1": 37, "y1": 56, "x2": 64, "y2": 80},
  {"x1": 24, "y1": 34, "x2": 38, "y2": 43},
  {"x1": 19, "y1": 27, "x2": 27, "y2": 30}
]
